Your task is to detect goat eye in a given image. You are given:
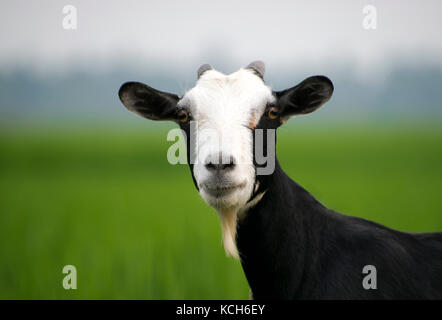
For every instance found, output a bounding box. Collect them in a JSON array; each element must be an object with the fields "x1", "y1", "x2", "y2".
[
  {"x1": 177, "y1": 109, "x2": 190, "y2": 123},
  {"x1": 267, "y1": 107, "x2": 279, "y2": 119}
]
